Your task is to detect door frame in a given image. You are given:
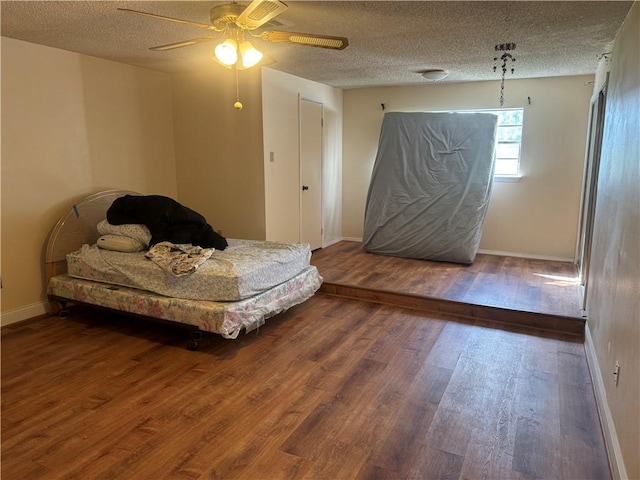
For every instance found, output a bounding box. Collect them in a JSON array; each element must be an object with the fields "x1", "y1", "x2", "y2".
[{"x1": 575, "y1": 75, "x2": 608, "y2": 311}]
